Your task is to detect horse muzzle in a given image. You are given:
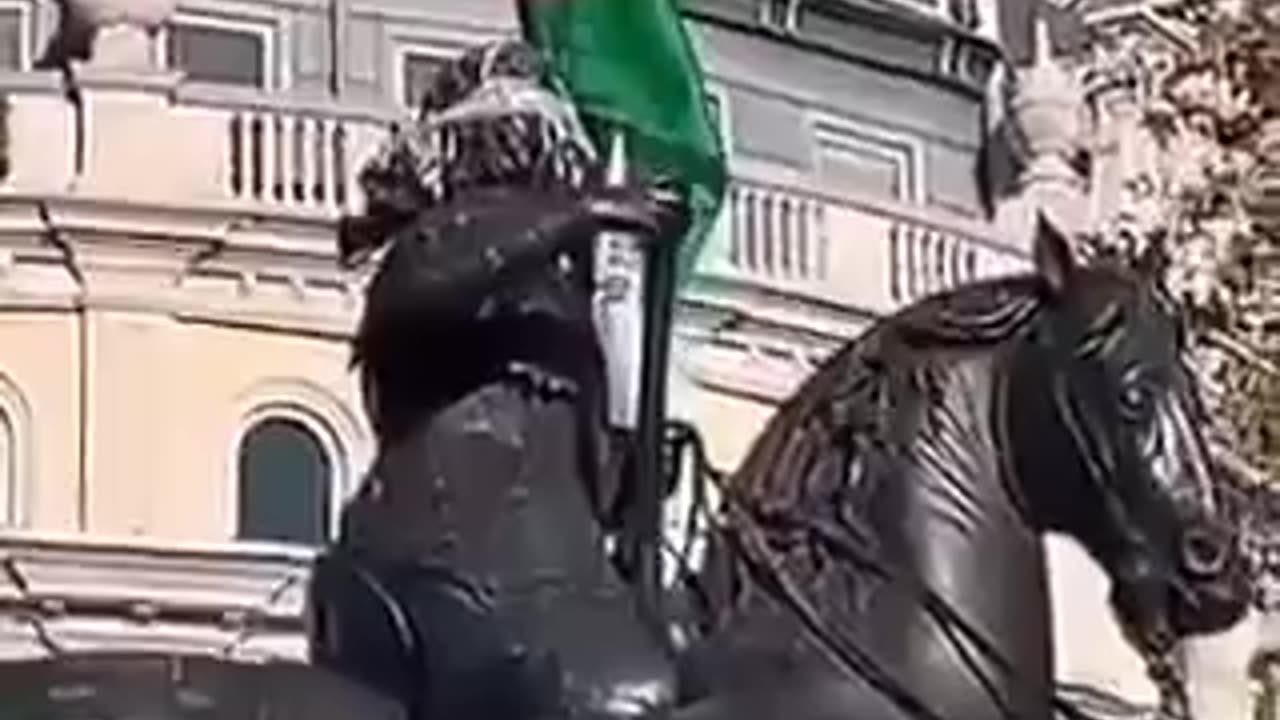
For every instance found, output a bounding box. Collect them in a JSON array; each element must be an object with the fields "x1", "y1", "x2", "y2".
[
  {"x1": 1179, "y1": 524, "x2": 1231, "y2": 580},
  {"x1": 1168, "y1": 524, "x2": 1251, "y2": 637}
]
